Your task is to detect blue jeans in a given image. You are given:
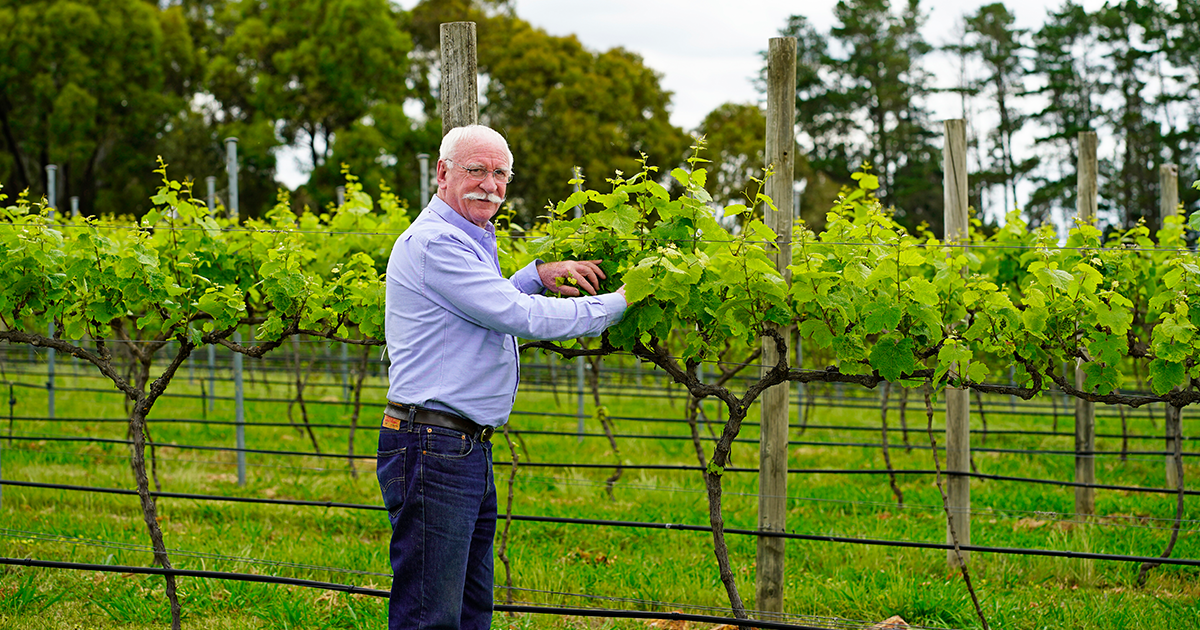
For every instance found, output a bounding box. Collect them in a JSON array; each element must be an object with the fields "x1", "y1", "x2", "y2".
[{"x1": 376, "y1": 417, "x2": 497, "y2": 630}]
